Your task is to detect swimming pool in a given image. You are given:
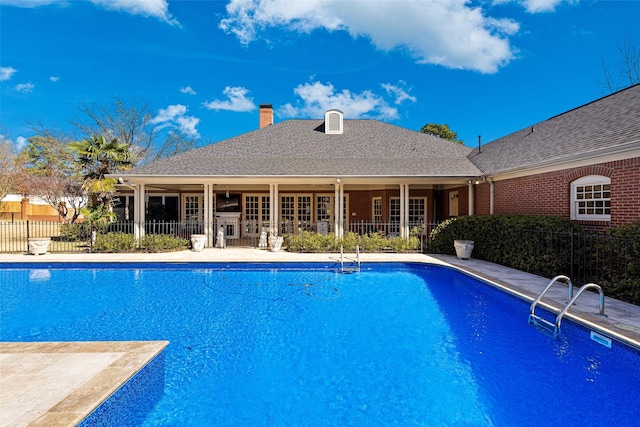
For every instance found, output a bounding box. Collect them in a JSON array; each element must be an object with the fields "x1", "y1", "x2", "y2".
[{"x1": 1, "y1": 262, "x2": 639, "y2": 426}]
